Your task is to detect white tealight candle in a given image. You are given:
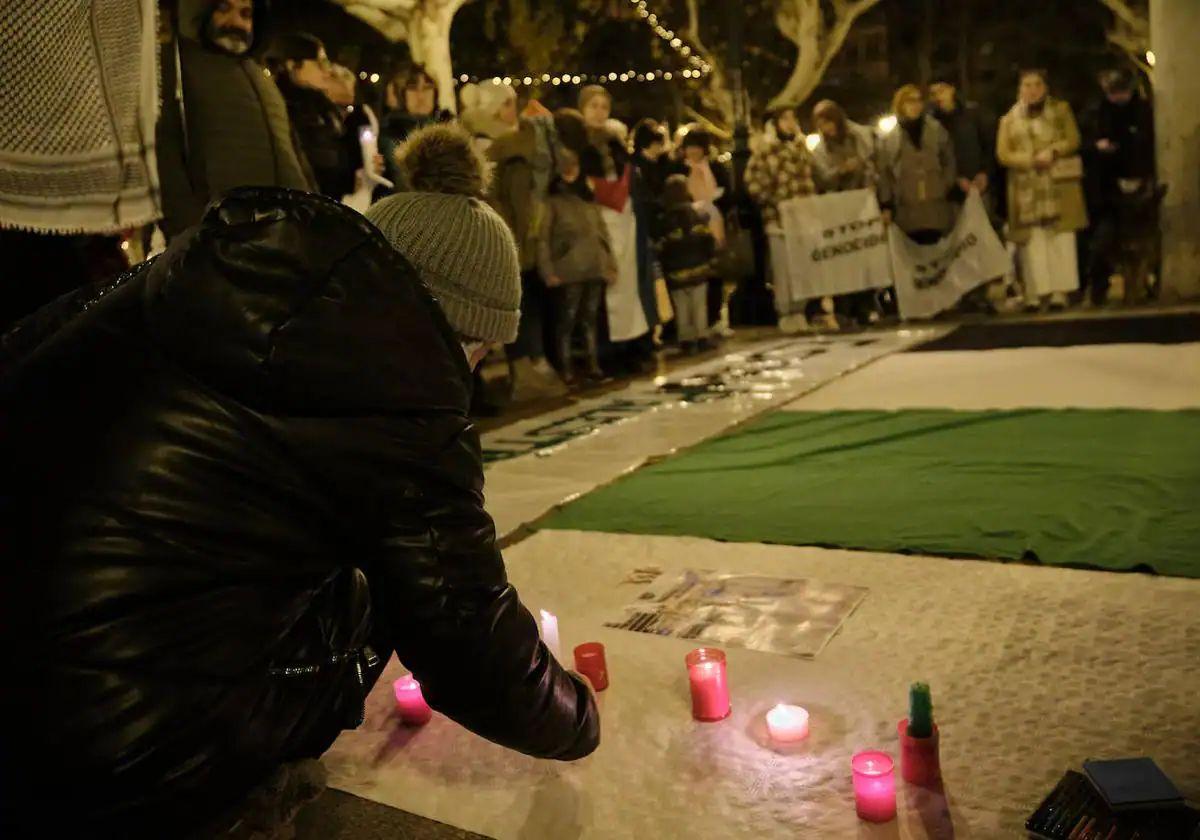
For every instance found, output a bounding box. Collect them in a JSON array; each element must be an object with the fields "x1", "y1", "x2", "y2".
[
  {"x1": 539, "y1": 609, "x2": 562, "y2": 661},
  {"x1": 765, "y1": 703, "x2": 810, "y2": 742}
]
